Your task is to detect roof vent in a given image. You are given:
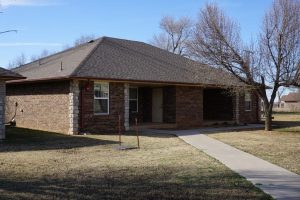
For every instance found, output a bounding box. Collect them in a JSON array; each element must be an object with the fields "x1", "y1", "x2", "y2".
[
  {"x1": 88, "y1": 40, "x2": 94, "y2": 43},
  {"x1": 60, "y1": 61, "x2": 63, "y2": 71}
]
